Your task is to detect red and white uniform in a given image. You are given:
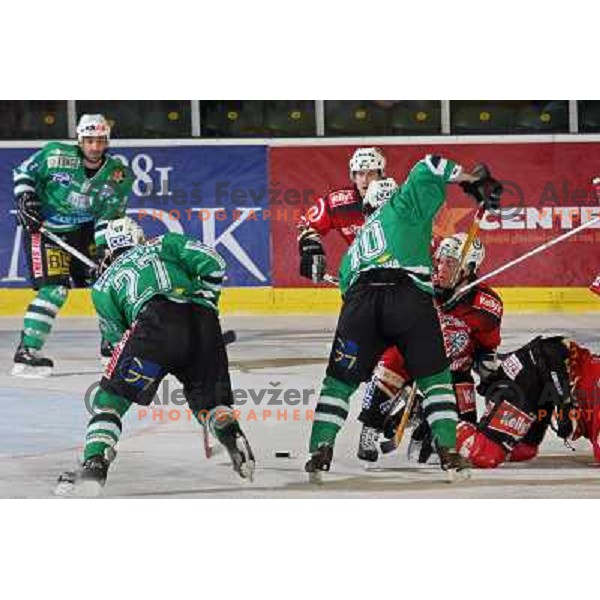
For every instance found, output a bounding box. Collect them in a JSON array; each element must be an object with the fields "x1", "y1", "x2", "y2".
[
  {"x1": 301, "y1": 186, "x2": 365, "y2": 244},
  {"x1": 569, "y1": 344, "x2": 600, "y2": 461},
  {"x1": 458, "y1": 341, "x2": 600, "y2": 468},
  {"x1": 439, "y1": 285, "x2": 502, "y2": 375}
]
